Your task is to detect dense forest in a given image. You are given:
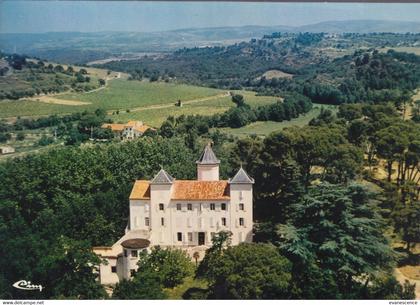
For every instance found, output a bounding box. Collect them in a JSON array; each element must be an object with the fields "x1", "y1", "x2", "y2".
[
  {"x1": 99, "y1": 33, "x2": 420, "y2": 106},
  {"x1": 1, "y1": 96, "x2": 419, "y2": 299}
]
